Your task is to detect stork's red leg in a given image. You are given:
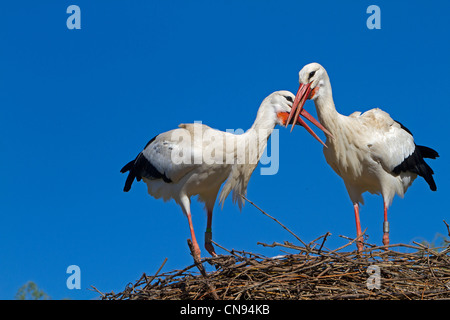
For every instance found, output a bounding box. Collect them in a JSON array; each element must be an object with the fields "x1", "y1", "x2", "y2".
[
  {"x1": 382, "y1": 203, "x2": 390, "y2": 247},
  {"x1": 353, "y1": 203, "x2": 364, "y2": 252},
  {"x1": 205, "y1": 210, "x2": 217, "y2": 257},
  {"x1": 186, "y1": 211, "x2": 201, "y2": 260}
]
